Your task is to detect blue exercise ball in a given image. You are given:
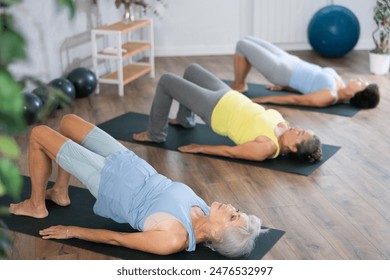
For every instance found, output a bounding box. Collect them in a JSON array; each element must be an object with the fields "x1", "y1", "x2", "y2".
[{"x1": 308, "y1": 5, "x2": 360, "y2": 58}]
